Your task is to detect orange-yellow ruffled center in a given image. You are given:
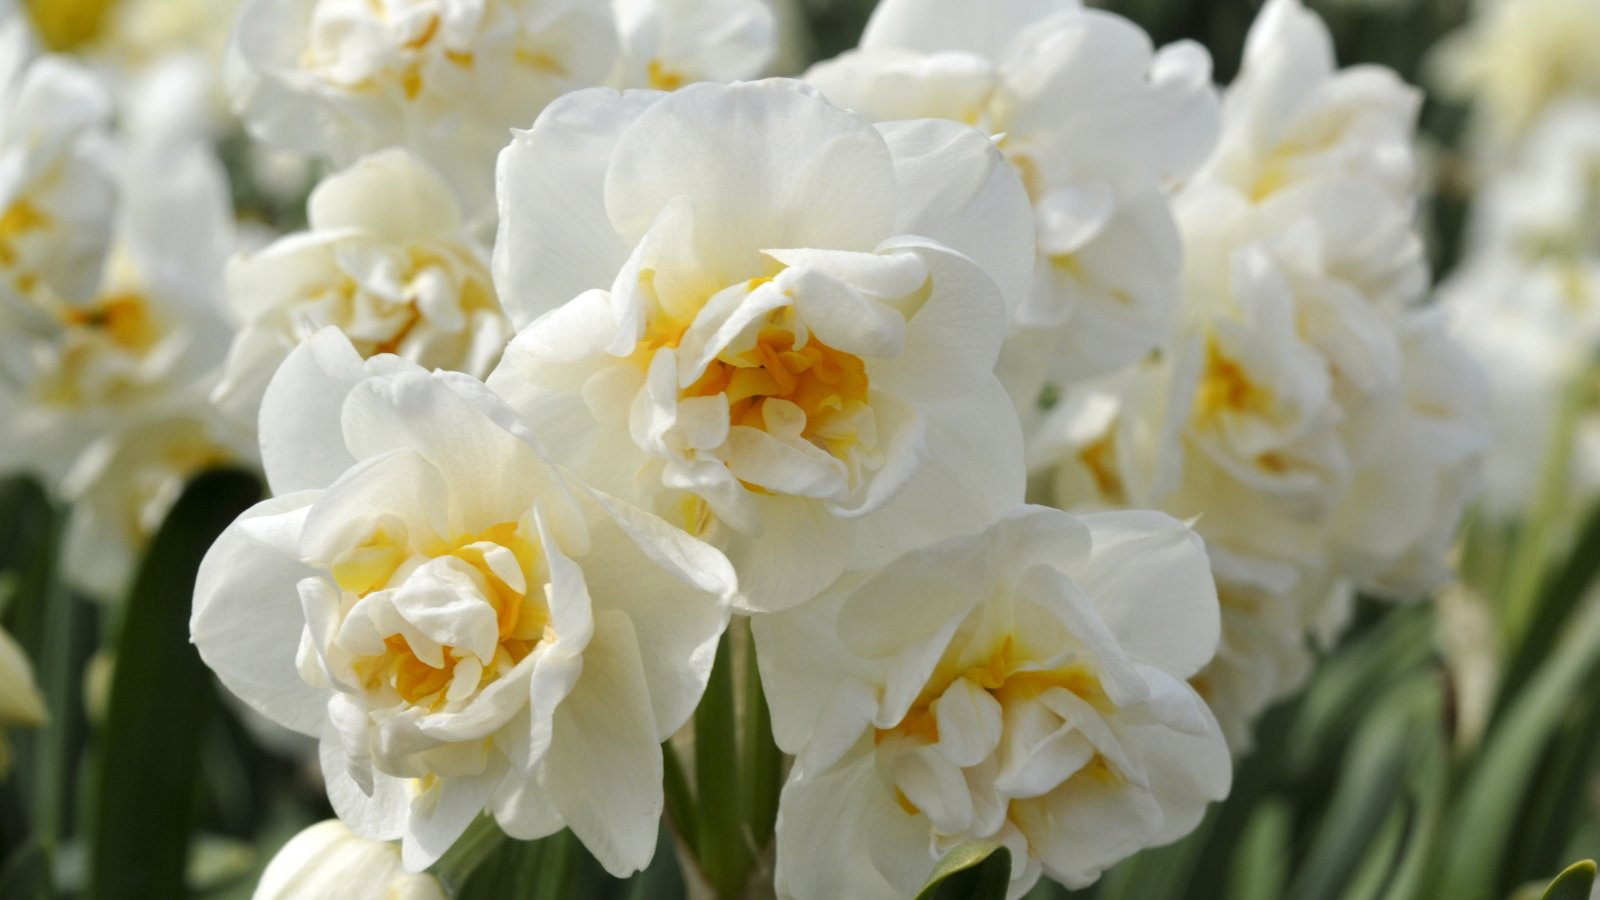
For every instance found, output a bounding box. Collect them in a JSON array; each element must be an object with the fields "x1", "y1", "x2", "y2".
[
  {"x1": 1194, "y1": 339, "x2": 1273, "y2": 427},
  {"x1": 685, "y1": 326, "x2": 870, "y2": 455},
  {"x1": 341, "y1": 523, "x2": 550, "y2": 708},
  {"x1": 877, "y1": 636, "x2": 1116, "y2": 748},
  {"x1": 876, "y1": 636, "x2": 1123, "y2": 815}
]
